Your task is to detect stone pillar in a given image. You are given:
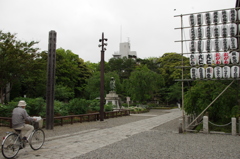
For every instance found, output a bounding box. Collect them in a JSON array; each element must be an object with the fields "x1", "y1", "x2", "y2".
[
  {"x1": 179, "y1": 118, "x2": 183, "y2": 133},
  {"x1": 232, "y1": 117, "x2": 236, "y2": 135},
  {"x1": 203, "y1": 116, "x2": 209, "y2": 134}
]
